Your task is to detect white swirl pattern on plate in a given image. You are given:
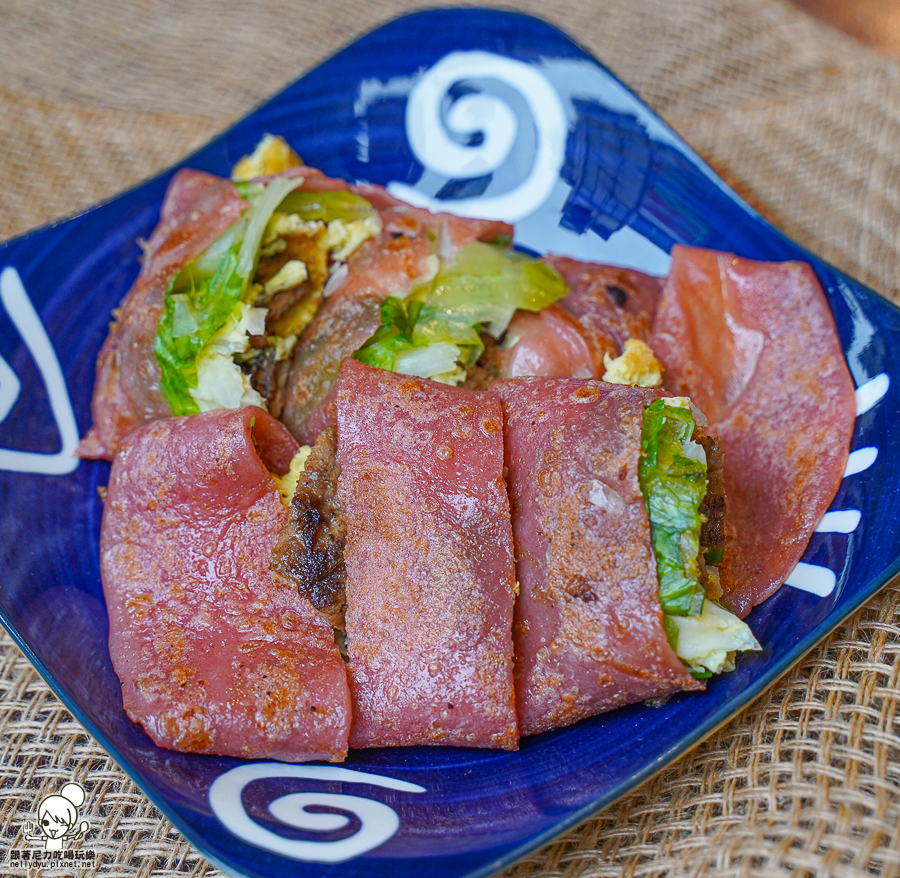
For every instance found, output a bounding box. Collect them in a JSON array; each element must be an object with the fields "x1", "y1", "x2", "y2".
[
  {"x1": 208, "y1": 764, "x2": 426, "y2": 863},
  {"x1": 0, "y1": 267, "x2": 80, "y2": 475},
  {"x1": 387, "y1": 51, "x2": 567, "y2": 222}
]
